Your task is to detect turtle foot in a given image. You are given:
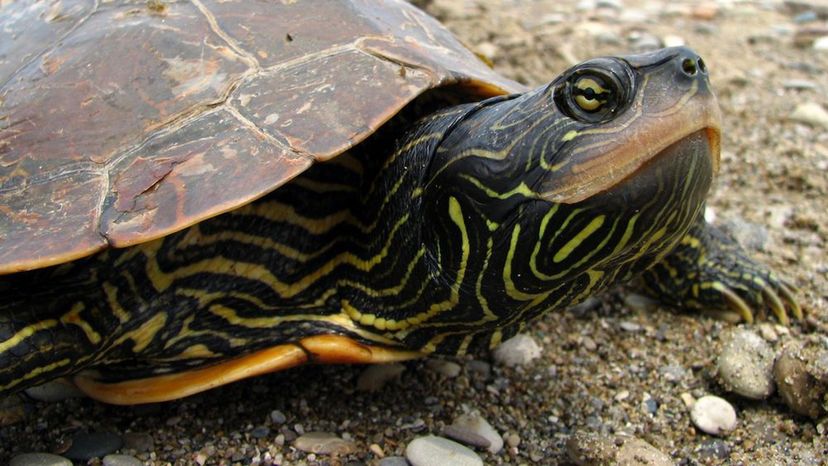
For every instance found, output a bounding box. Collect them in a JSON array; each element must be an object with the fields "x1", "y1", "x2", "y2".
[{"x1": 642, "y1": 218, "x2": 802, "y2": 325}]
